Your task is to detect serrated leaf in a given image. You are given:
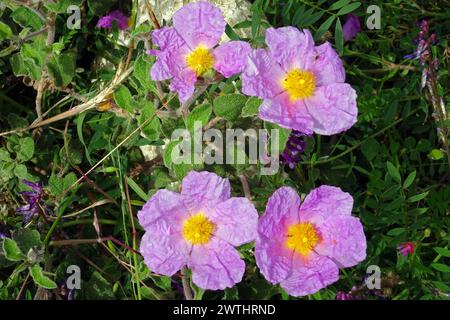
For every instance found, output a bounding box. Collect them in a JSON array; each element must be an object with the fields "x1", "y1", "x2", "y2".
[
  {"x1": 241, "y1": 97, "x2": 261, "y2": 117},
  {"x1": 186, "y1": 103, "x2": 212, "y2": 132},
  {"x1": 2, "y1": 238, "x2": 24, "y2": 261},
  {"x1": 11, "y1": 7, "x2": 44, "y2": 31},
  {"x1": 17, "y1": 137, "x2": 35, "y2": 161},
  {"x1": 114, "y1": 85, "x2": 134, "y2": 112},
  {"x1": 213, "y1": 94, "x2": 247, "y2": 121},
  {"x1": 29, "y1": 265, "x2": 57, "y2": 289},
  {"x1": 386, "y1": 161, "x2": 401, "y2": 183}
]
